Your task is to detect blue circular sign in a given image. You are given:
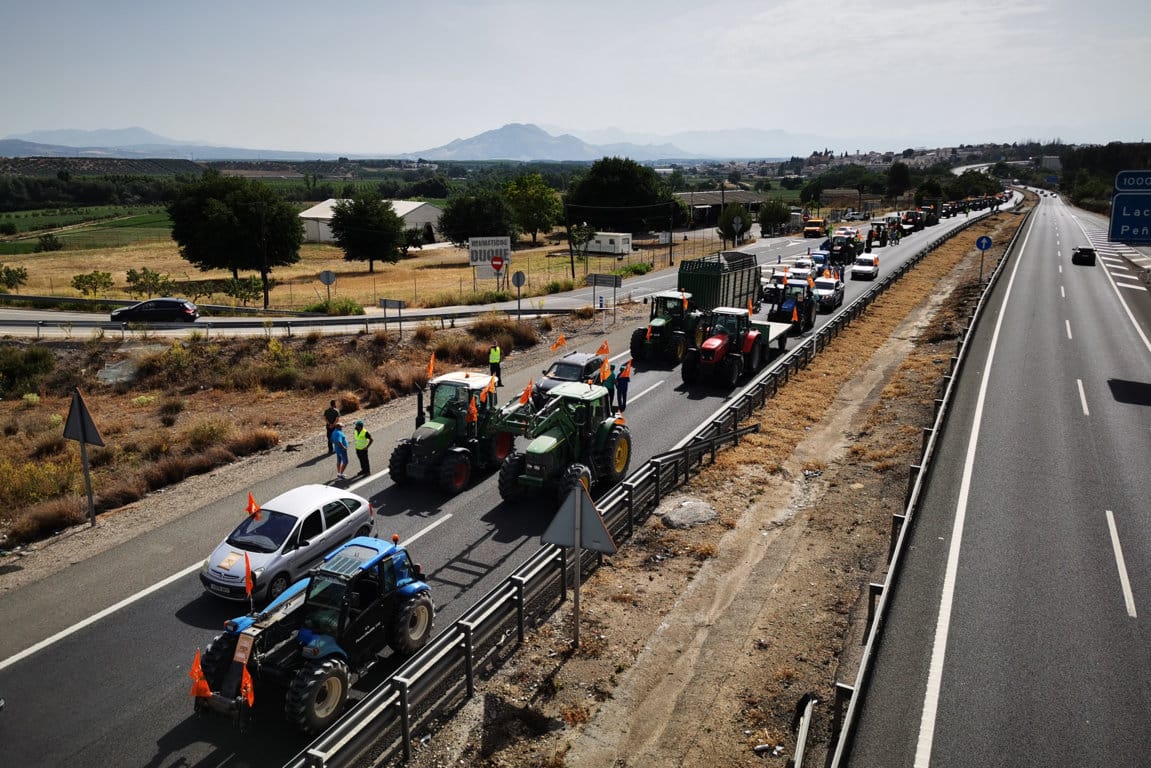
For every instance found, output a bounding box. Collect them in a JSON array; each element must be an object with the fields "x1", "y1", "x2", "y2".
[{"x1": 976, "y1": 236, "x2": 992, "y2": 251}]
